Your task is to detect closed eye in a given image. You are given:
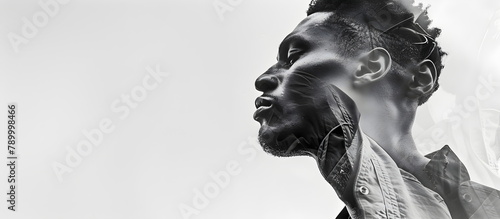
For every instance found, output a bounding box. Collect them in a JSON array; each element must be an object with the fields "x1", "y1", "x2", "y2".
[
  {"x1": 277, "y1": 34, "x2": 309, "y2": 67},
  {"x1": 286, "y1": 49, "x2": 303, "y2": 66}
]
